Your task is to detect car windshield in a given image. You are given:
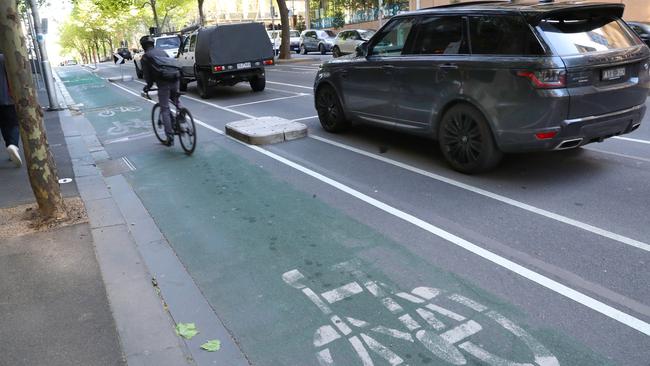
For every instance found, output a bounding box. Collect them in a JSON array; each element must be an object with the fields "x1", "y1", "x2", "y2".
[
  {"x1": 155, "y1": 37, "x2": 181, "y2": 50},
  {"x1": 539, "y1": 16, "x2": 639, "y2": 55},
  {"x1": 358, "y1": 30, "x2": 375, "y2": 40},
  {"x1": 320, "y1": 30, "x2": 336, "y2": 38}
]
